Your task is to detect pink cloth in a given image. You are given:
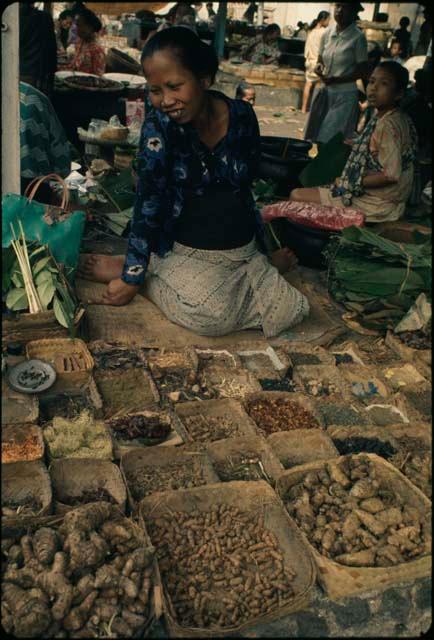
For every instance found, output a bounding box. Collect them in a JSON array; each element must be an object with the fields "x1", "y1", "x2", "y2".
[{"x1": 261, "y1": 200, "x2": 365, "y2": 231}]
